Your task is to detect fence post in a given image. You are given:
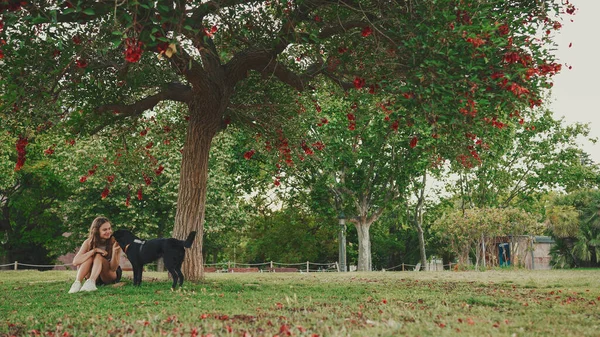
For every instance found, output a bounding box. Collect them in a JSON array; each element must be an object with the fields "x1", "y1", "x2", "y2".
[
  {"x1": 335, "y1": 262, "x2": 340, "y2": 272},
  {"x1": 401, "y1": 263, "x2": 404, "y2": 271},
  {"x1": 270, "y1": 261, "x2": 273, "y2": 269},
  {"x1": 306, "y1": 261, "x2": 309, "y2": 273},
  {"x1": 14, "y1": 261, "x2": 18, "y2": 270}
]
